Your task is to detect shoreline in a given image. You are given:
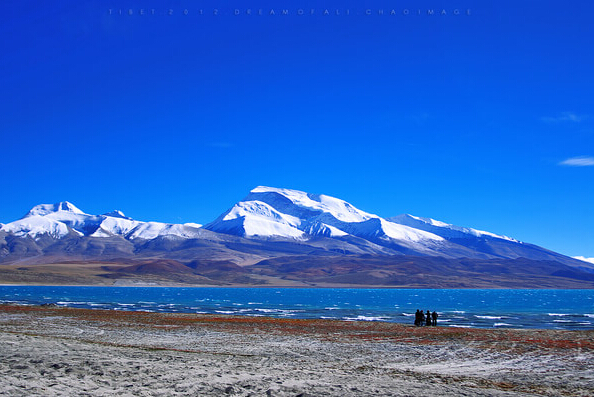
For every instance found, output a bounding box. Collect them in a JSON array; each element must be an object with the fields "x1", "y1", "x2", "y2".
[
  {"x1": 0, "y1": 282, "x2": 594, "y2": 291},
  {"x1": 1, "y1": 304, "x2": 593, "y2": 396},
  {"x1": 2, "y1": 282, "x2": 594, "y2": 289}
]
